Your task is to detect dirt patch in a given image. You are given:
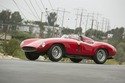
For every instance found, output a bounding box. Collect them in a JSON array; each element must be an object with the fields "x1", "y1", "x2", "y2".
[{"x1": 0, "y1": 53, "x2": 20, "y2": 60}]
